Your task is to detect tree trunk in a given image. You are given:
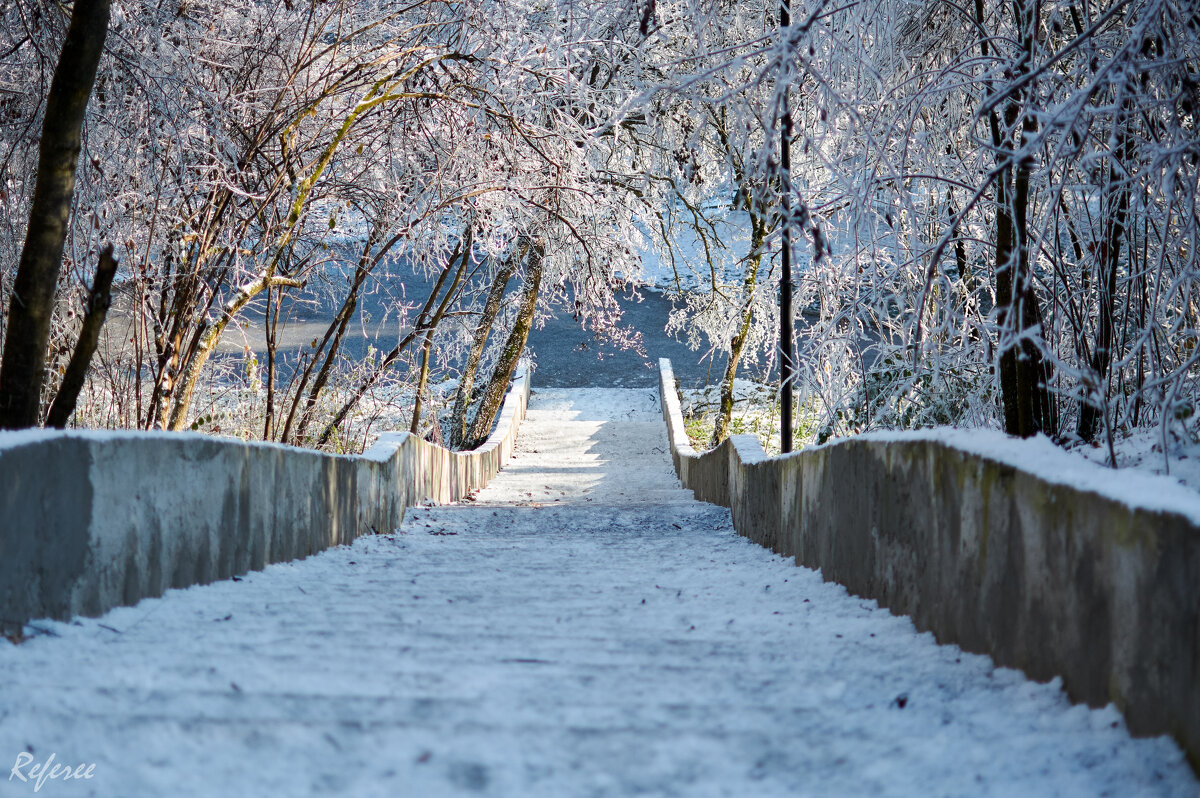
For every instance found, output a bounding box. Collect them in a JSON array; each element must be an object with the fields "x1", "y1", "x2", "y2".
[
  {"x1": 45, "y1": 245, "x2": 119, "y2": 428},
  {"x1": 462, "y1": 241, "x2": 543, "y2": 449},
  {"x1": 996, "y1": 123, "x2": 1057, "y2": 439},
  {"x1": 711, "y1": 298, "x2": 754, "y2": 448},
  {"x1": 992, "y1": 0, "x2": 1055, "y2": 439},
  {"x1": 995, "y1": 160, "x2": 1023, "y2": 435},
  {"x1": 411, "y1": 229, "x2": 472, "y2": 436},
  {"x1": 165, "y1": 273, "x2": 301, "y2": 431},
  {"x1": 450, "y1": 248, "x2": 518, "y2": 449},
  {"x1": 0, "y1": 0, "x2": 111, "y2": 429},
  {"x1": 155, "y1": 74, "x2": 387, "y2": 433},
  {"x1": 262, "y1": 282, "x2": 279, "y2": 440},
  {"x1": 711, "y1": 217, "x2": 765, "y2": 447}
]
